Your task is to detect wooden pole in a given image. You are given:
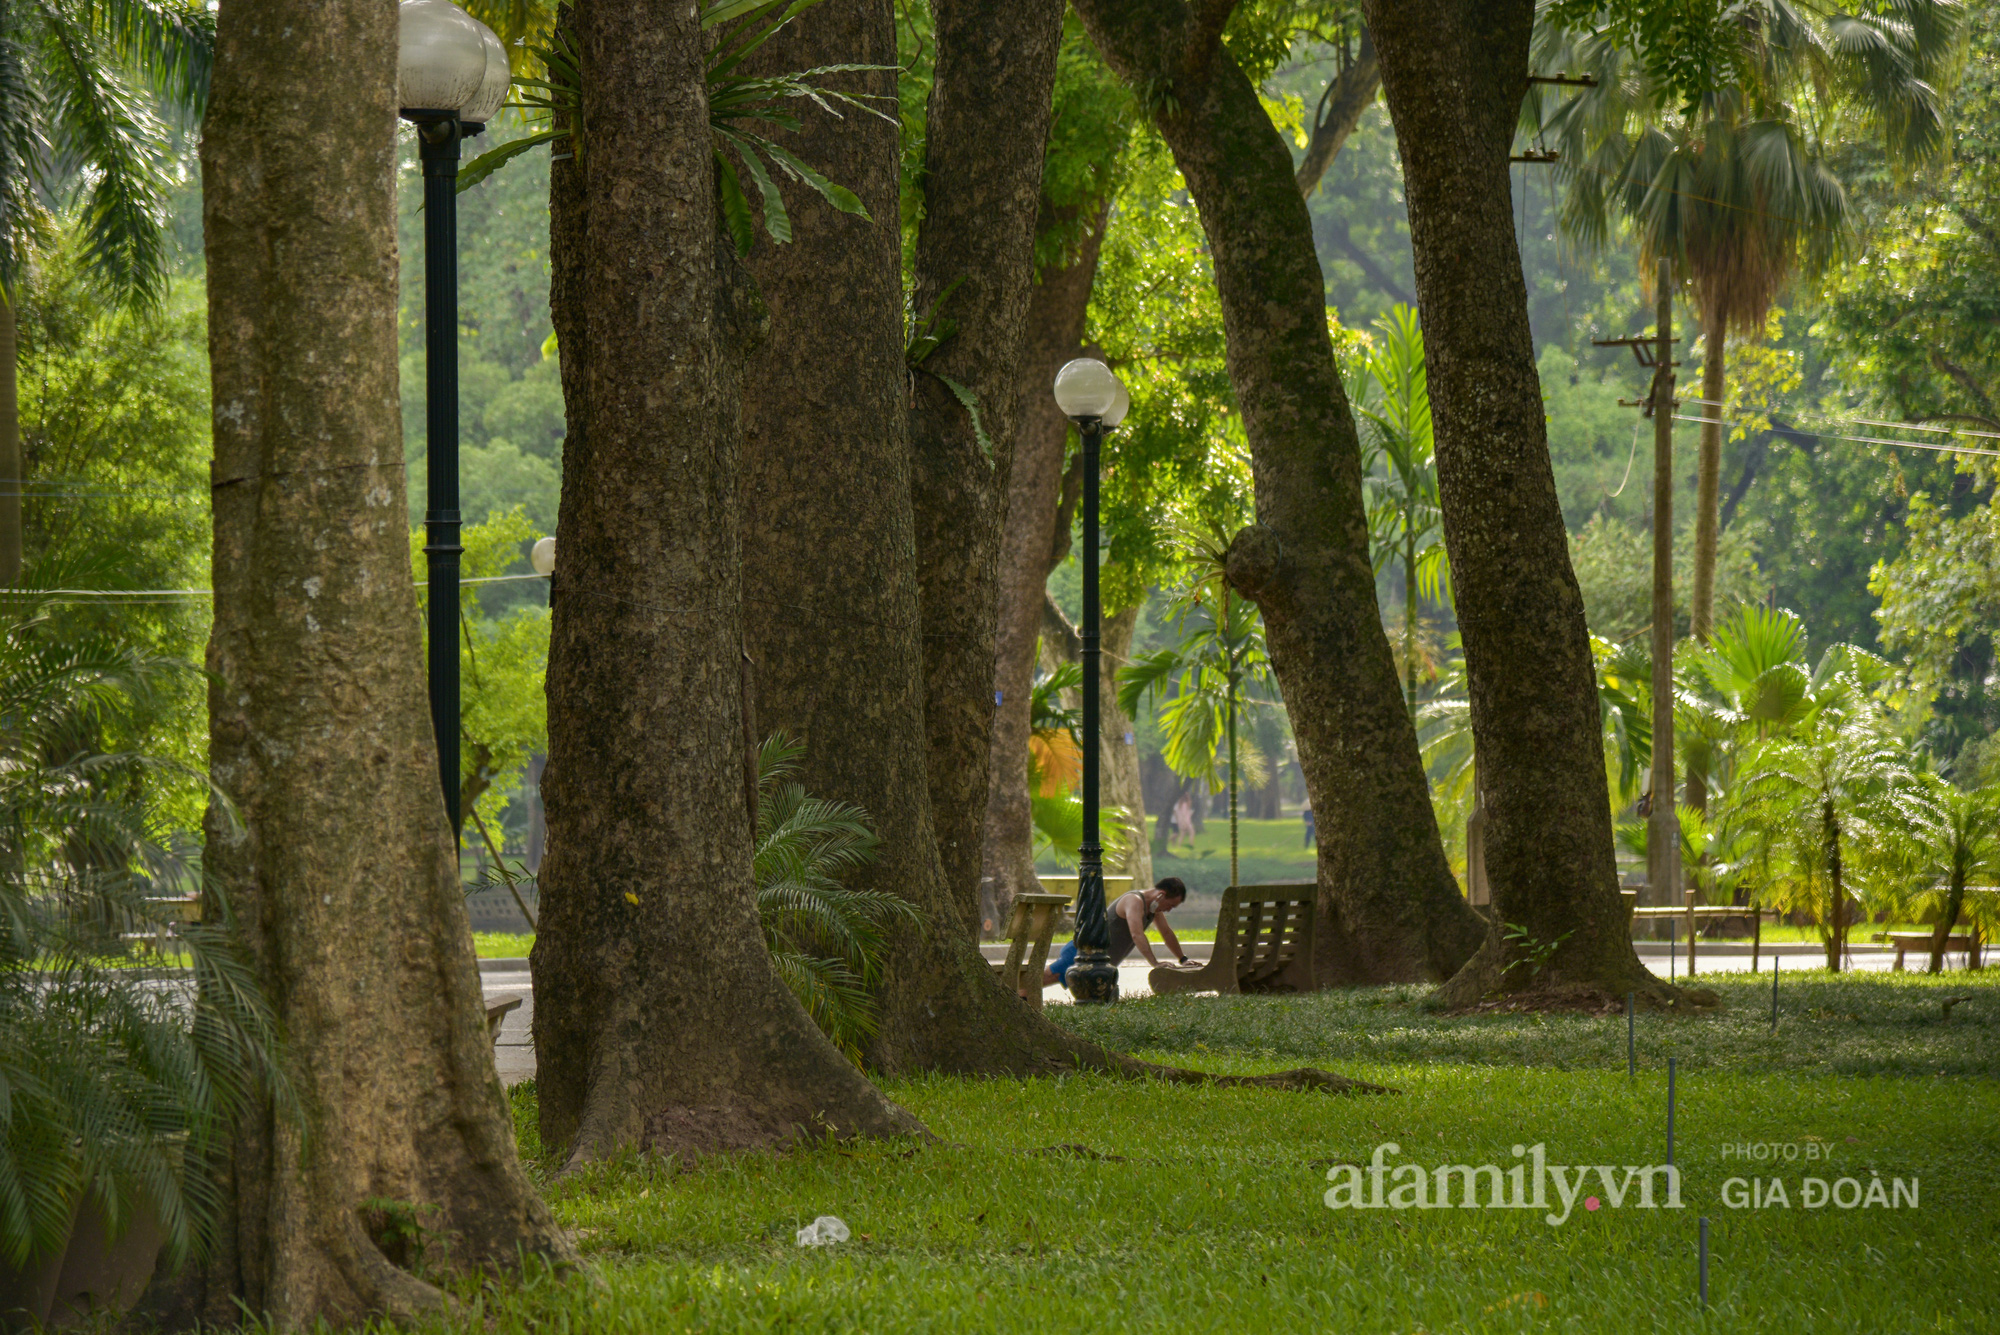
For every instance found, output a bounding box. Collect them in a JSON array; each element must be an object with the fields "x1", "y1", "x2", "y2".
[{"x1": 1647, "y1": 259, "x2": 1681, "y2": 920}]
